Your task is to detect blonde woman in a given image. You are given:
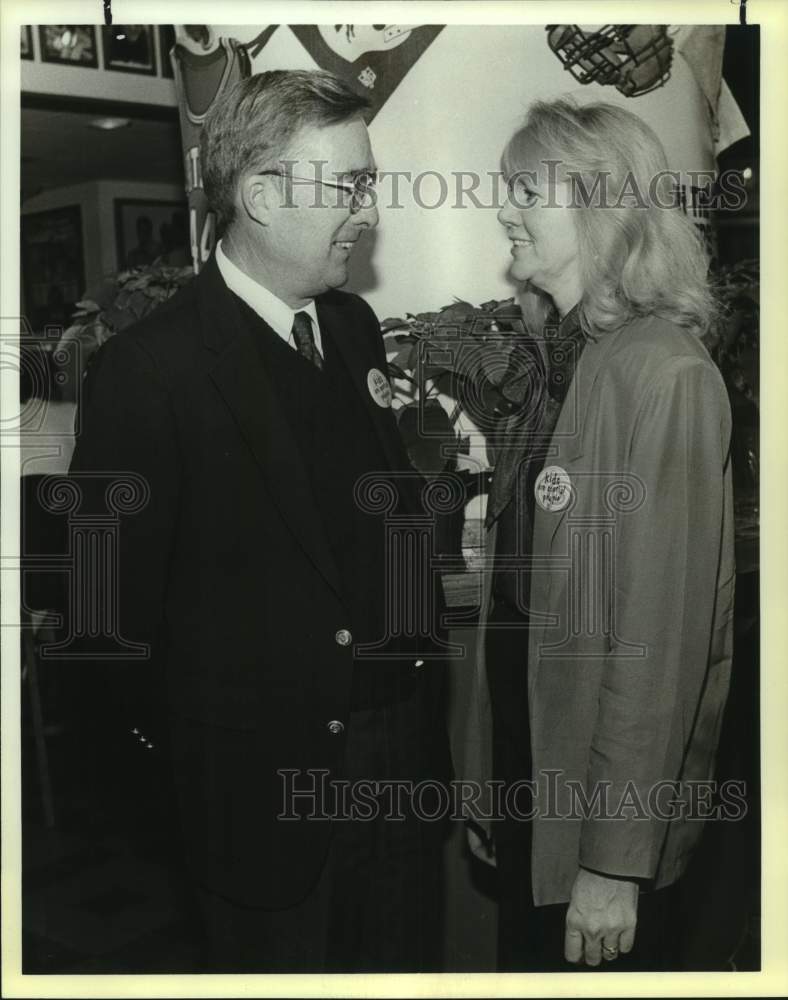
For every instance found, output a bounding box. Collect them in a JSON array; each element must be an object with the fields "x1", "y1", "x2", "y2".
[{"x1": 474, "y1": 98, "x2": 734, "y2": 971}]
